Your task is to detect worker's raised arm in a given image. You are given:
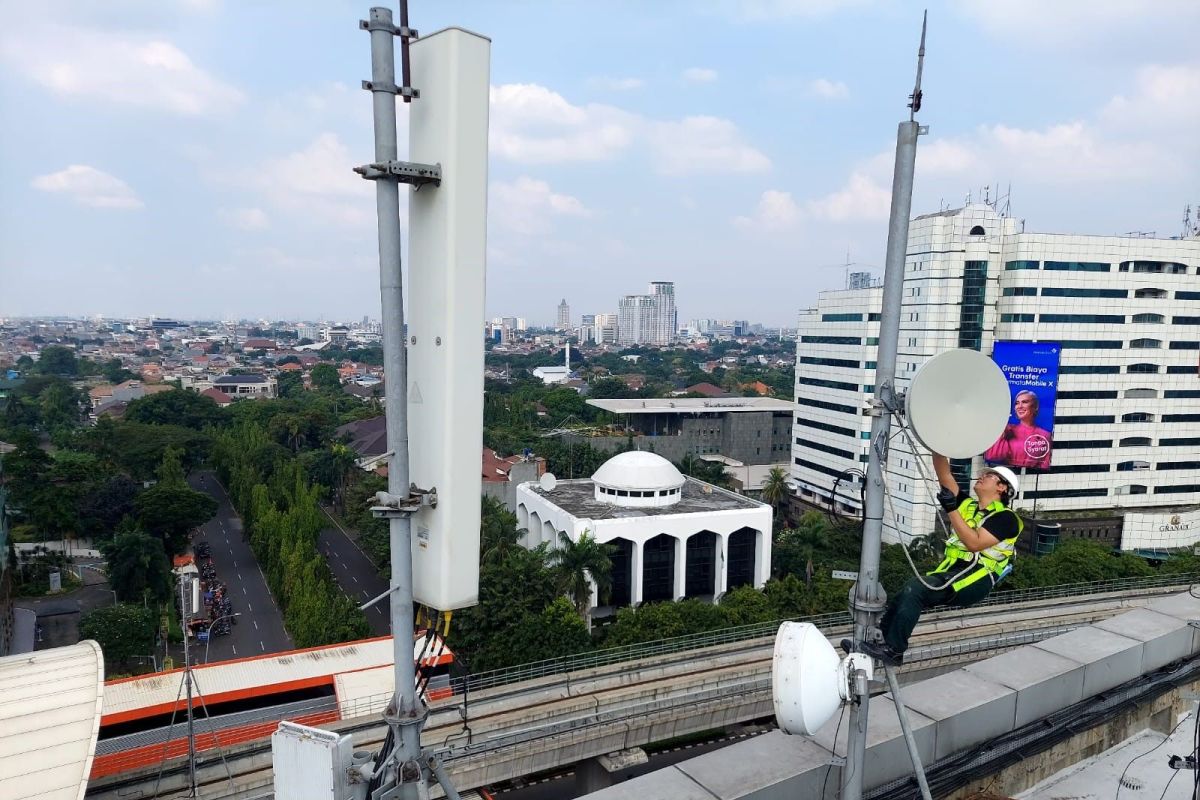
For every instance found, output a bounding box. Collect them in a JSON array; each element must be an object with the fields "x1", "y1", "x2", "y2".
[{"x1": 932, "y1": 452, "x2": 958, "y2": 496}]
